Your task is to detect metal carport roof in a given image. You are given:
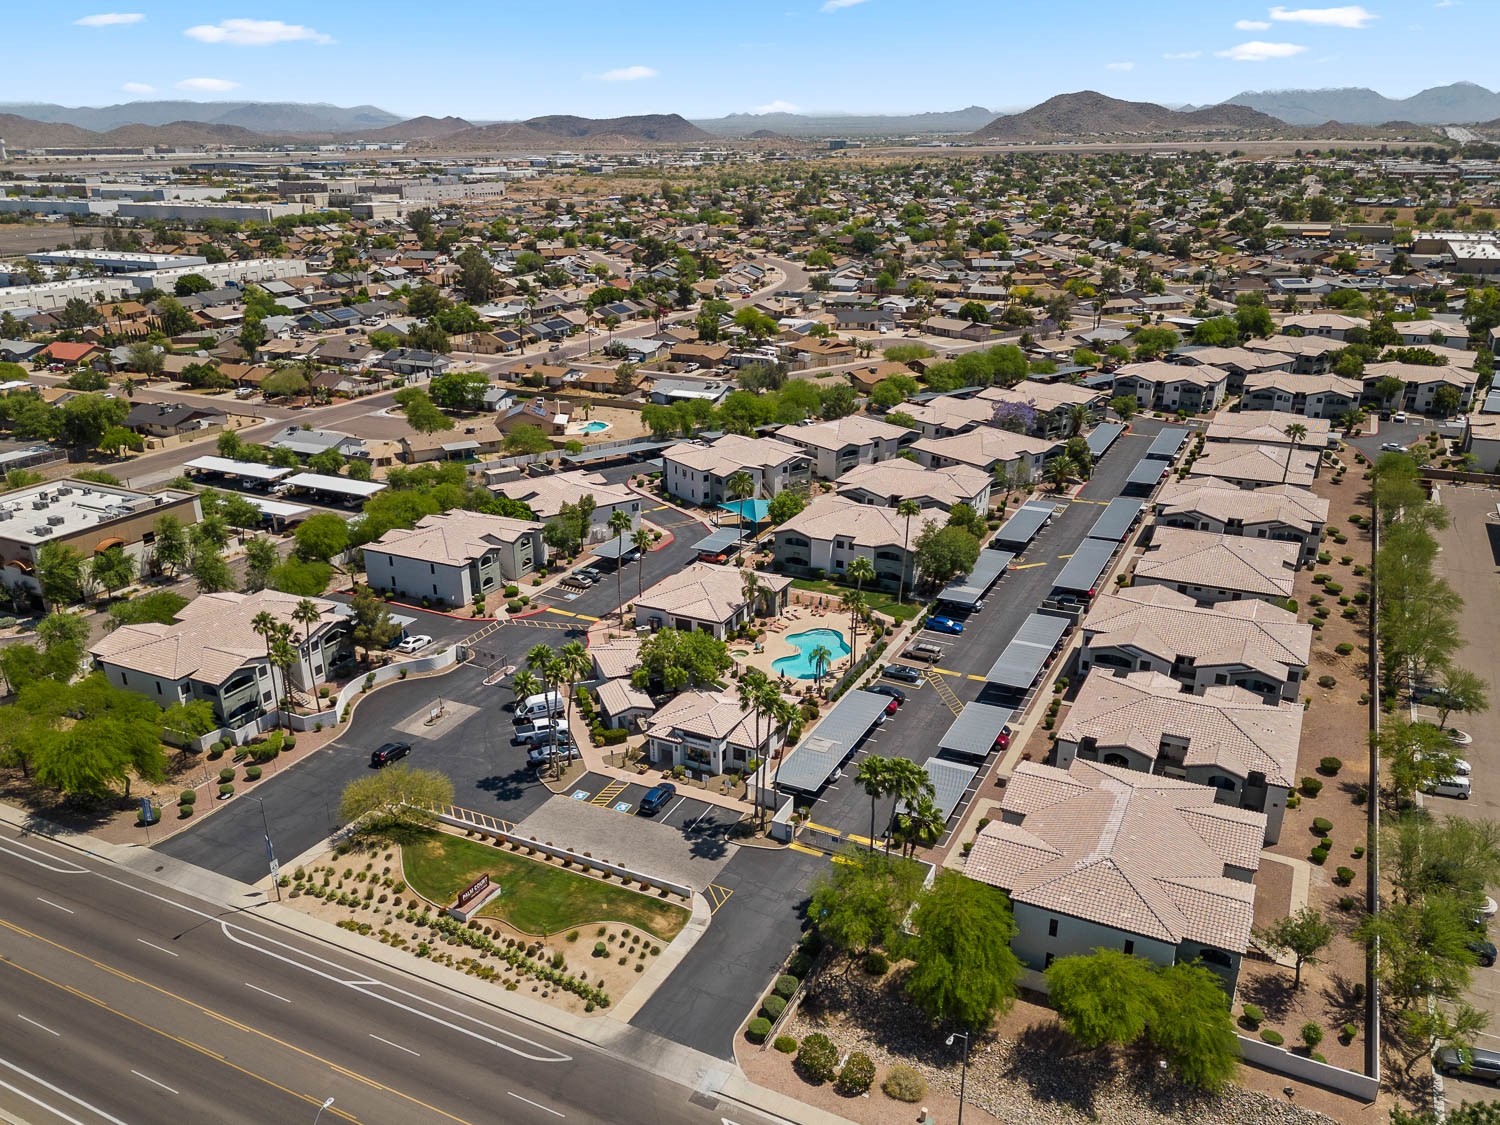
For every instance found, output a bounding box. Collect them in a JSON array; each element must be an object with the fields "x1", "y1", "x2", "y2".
[
  {"x1": 937, "y1": 549, "x2": 1014, "y2": 609},
  {"x1": 591, "y1": 537, "x2": 636, "y2": 560},
  {"x1": 1145, "y1": 426, "x2": 1190, "y2": 460},
  {"x1": 1052, "y1": 537, "x2": 1117, "y2": 594},
  {"x1": 899, "y1": 758, "x2": 979, "y2": 822},
  {"x1": 1086, "y1": 497, "x2": 1144, "y2": 543},
  {"x1": 691, "y1": 527, "x2": 743, "y2": 555},
  {"x1": 1124, "y1": 458, "x2": 1169, "y2": 490},
  {"x1": 282, "y1": 472, "x2": 386, "y2": 498},
  {"x1": 183, "y1": 455, "x2": 293, "y2": 481},
  {"x1": 985, "y1": 612, "x2": 1070, "y2": 689},
  {"x1": 1085, "y1": 421, "x2": 1126, "y2": 457},
  {"x1": 774, "y1": 690, "x2": 892, "y2": 792},
  {"x1": 992, "y1": 501, "x2": 1056, "y2": 550},
  {"x1": 938, "y1": 702, "x2": 1015, "y2": 760}
]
